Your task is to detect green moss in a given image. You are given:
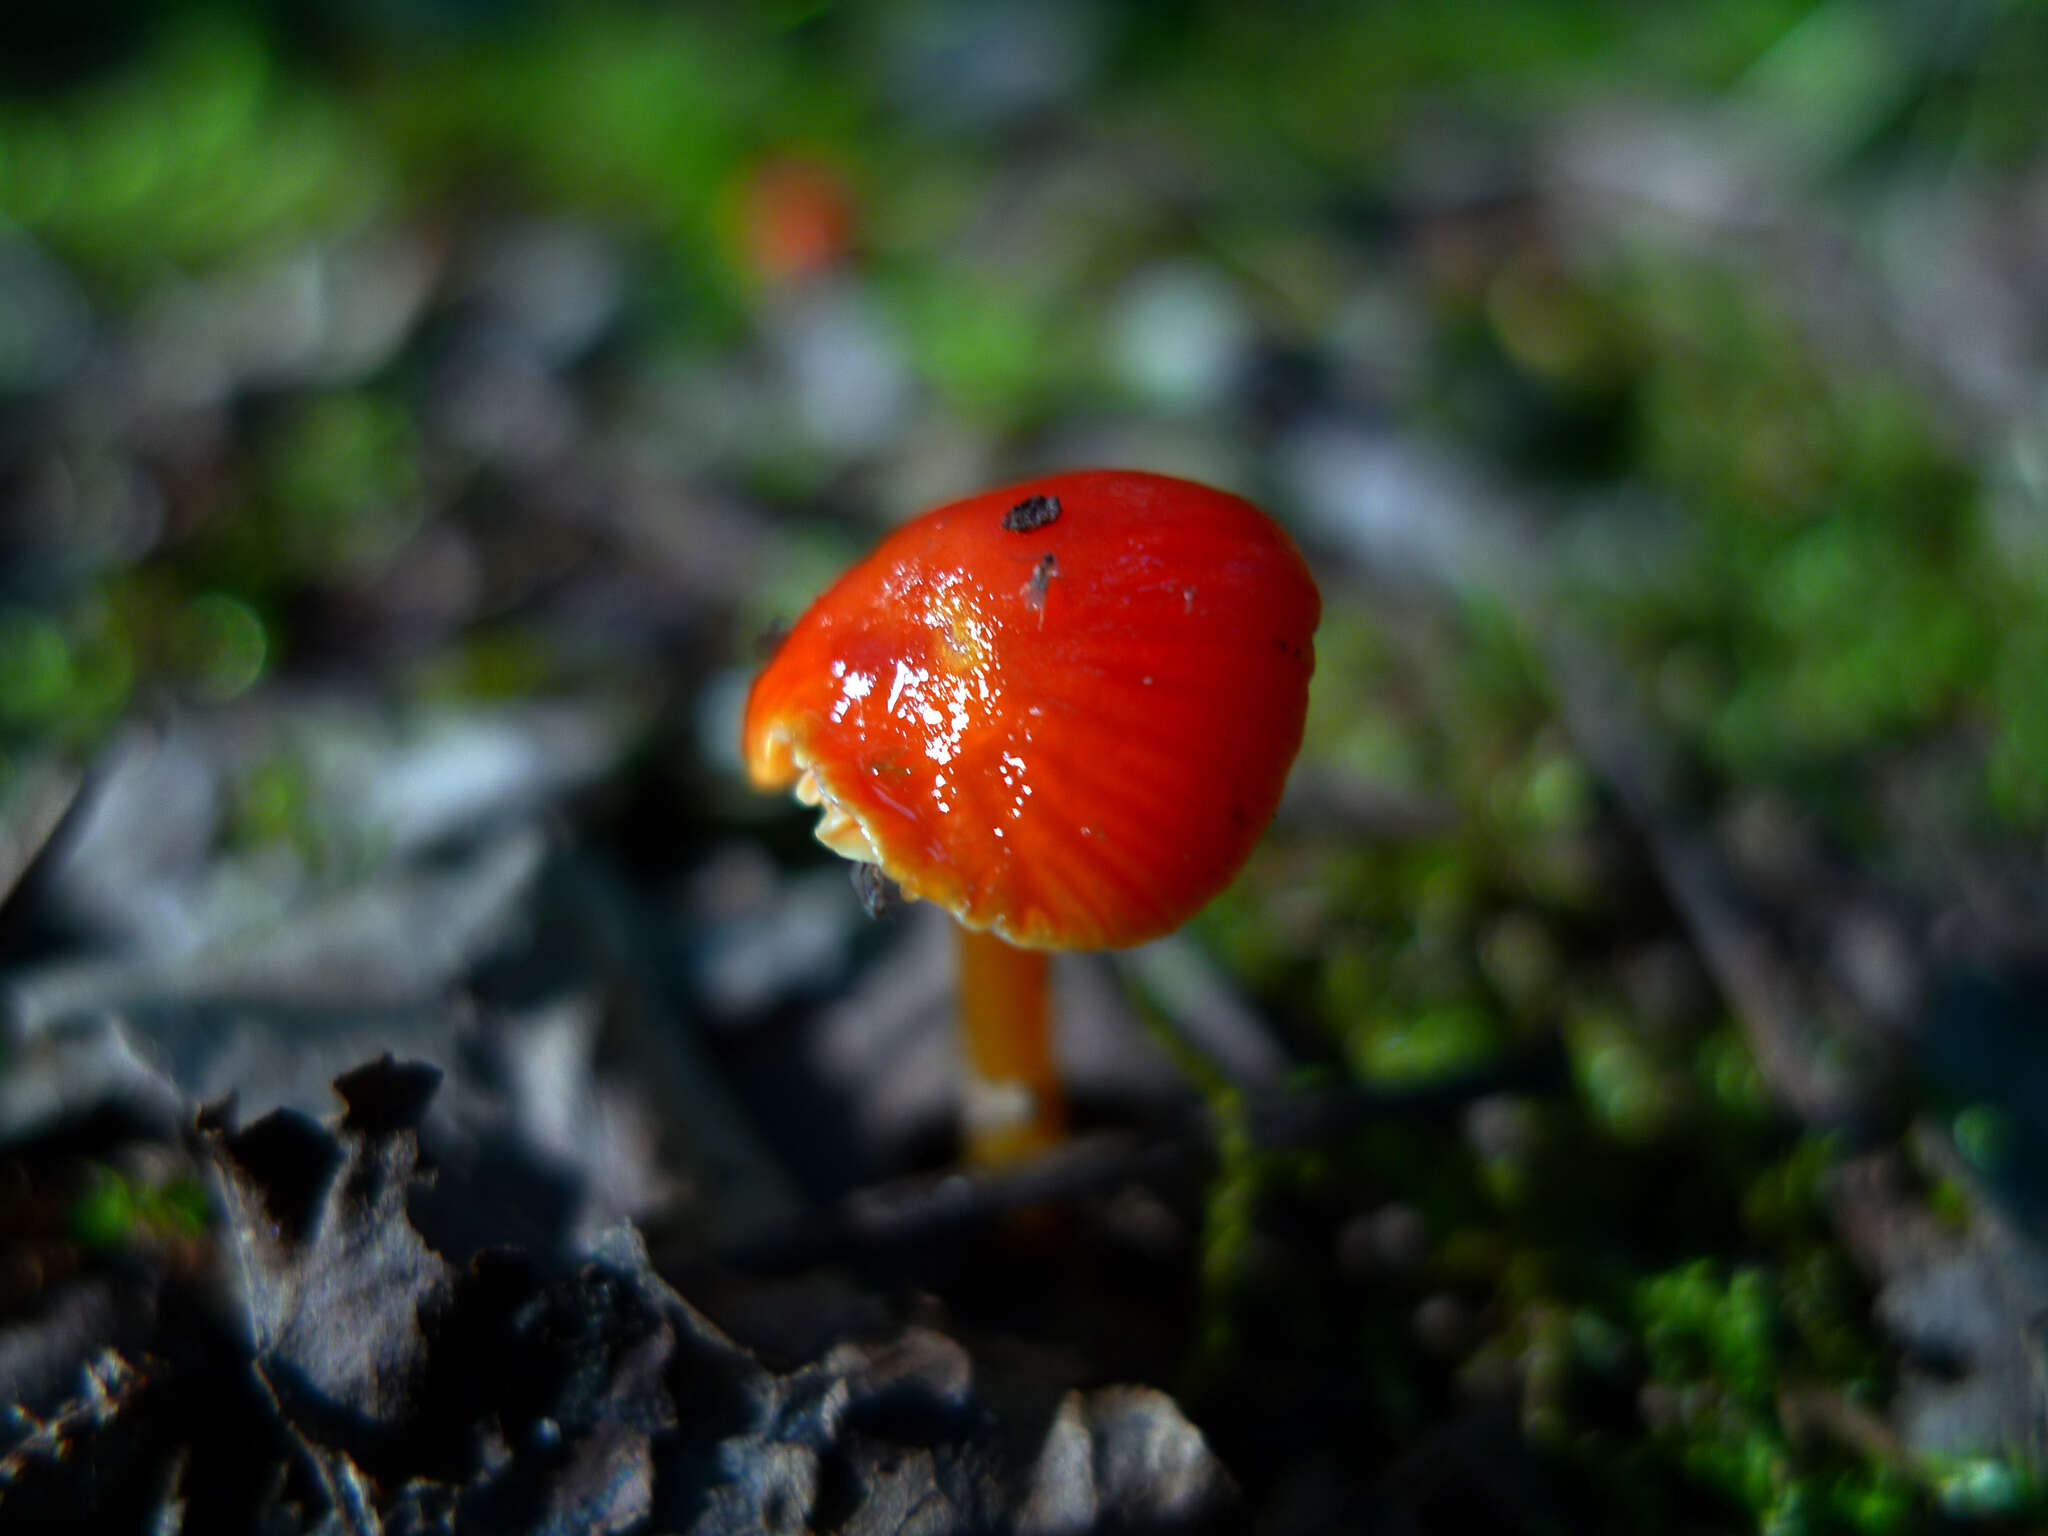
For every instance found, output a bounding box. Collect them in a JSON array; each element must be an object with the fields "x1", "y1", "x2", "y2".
[
  {"x1": 1569, "y1": 1009, "x2": 1689, "y2": 1142},
  {"x1": 1553, "y1": 251, "x2": 2048, "y2": 844},
  {"x1": 0, "y1": 19, "x2": 382, "y2": 291},
  {"x1": 180, "y1": 592, "x2": 270, "y2": 702},
  {"x1": 67, "y1": 1166, "x2": 136, "y2": 1251},
  {"x1": 1934, "y1": 1458, "x2": 2033, "y2": 1519},
  {"x1": 1351, "y1": 1003, "x2": 1502, "y2": 1084},
  {"x1": 256, "y1": 393, "x2": 426, "y2": 574},
  {"x1": 1698, "y1": 1027, "x2": 1773, "y2": 1124},
  {"x1": 887, "y1": 271, "x2": 1092, "y2": 425},
  {"x1": 0, "y1": 596, "x2": 135, "y2": 749},
  {"x1": 1197, "y1": 1093, "x2": 1260, "y2": 1363},
  {"x1": 412, "y1": 626, "x2": 560, "y2": 704},
  {"x1": 1951, "y1": 1104, "x2": 2015, "y2": 1177},
  {"x1": 1985, "y1": 617, "x2": 2048, "y2": 823},
  {"x1": 1742, "y1": 1134, "x2": 1837, "y2": 1240},
  {"x1": 0, "y1": 608, "x2": 76, "y2": 725},
  {"x1": 69, "y1": 1166, "x2": 210, "y2": 1252}
]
